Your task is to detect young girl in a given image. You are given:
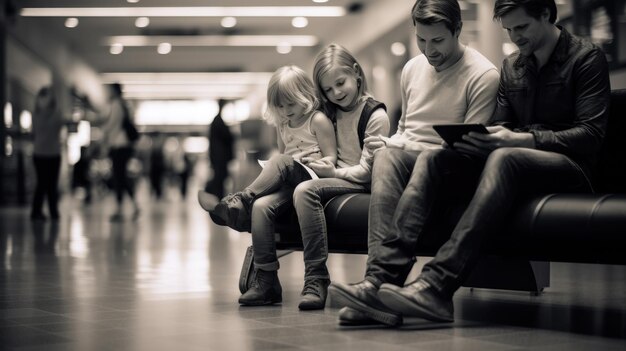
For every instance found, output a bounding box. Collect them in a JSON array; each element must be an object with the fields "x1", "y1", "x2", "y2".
[
  {"x1": 198, "y1": 65, "x2": 336, "y2": 308},
  {"x1": 291, "y1": 44, "x2": 390, "y2": 310}
]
